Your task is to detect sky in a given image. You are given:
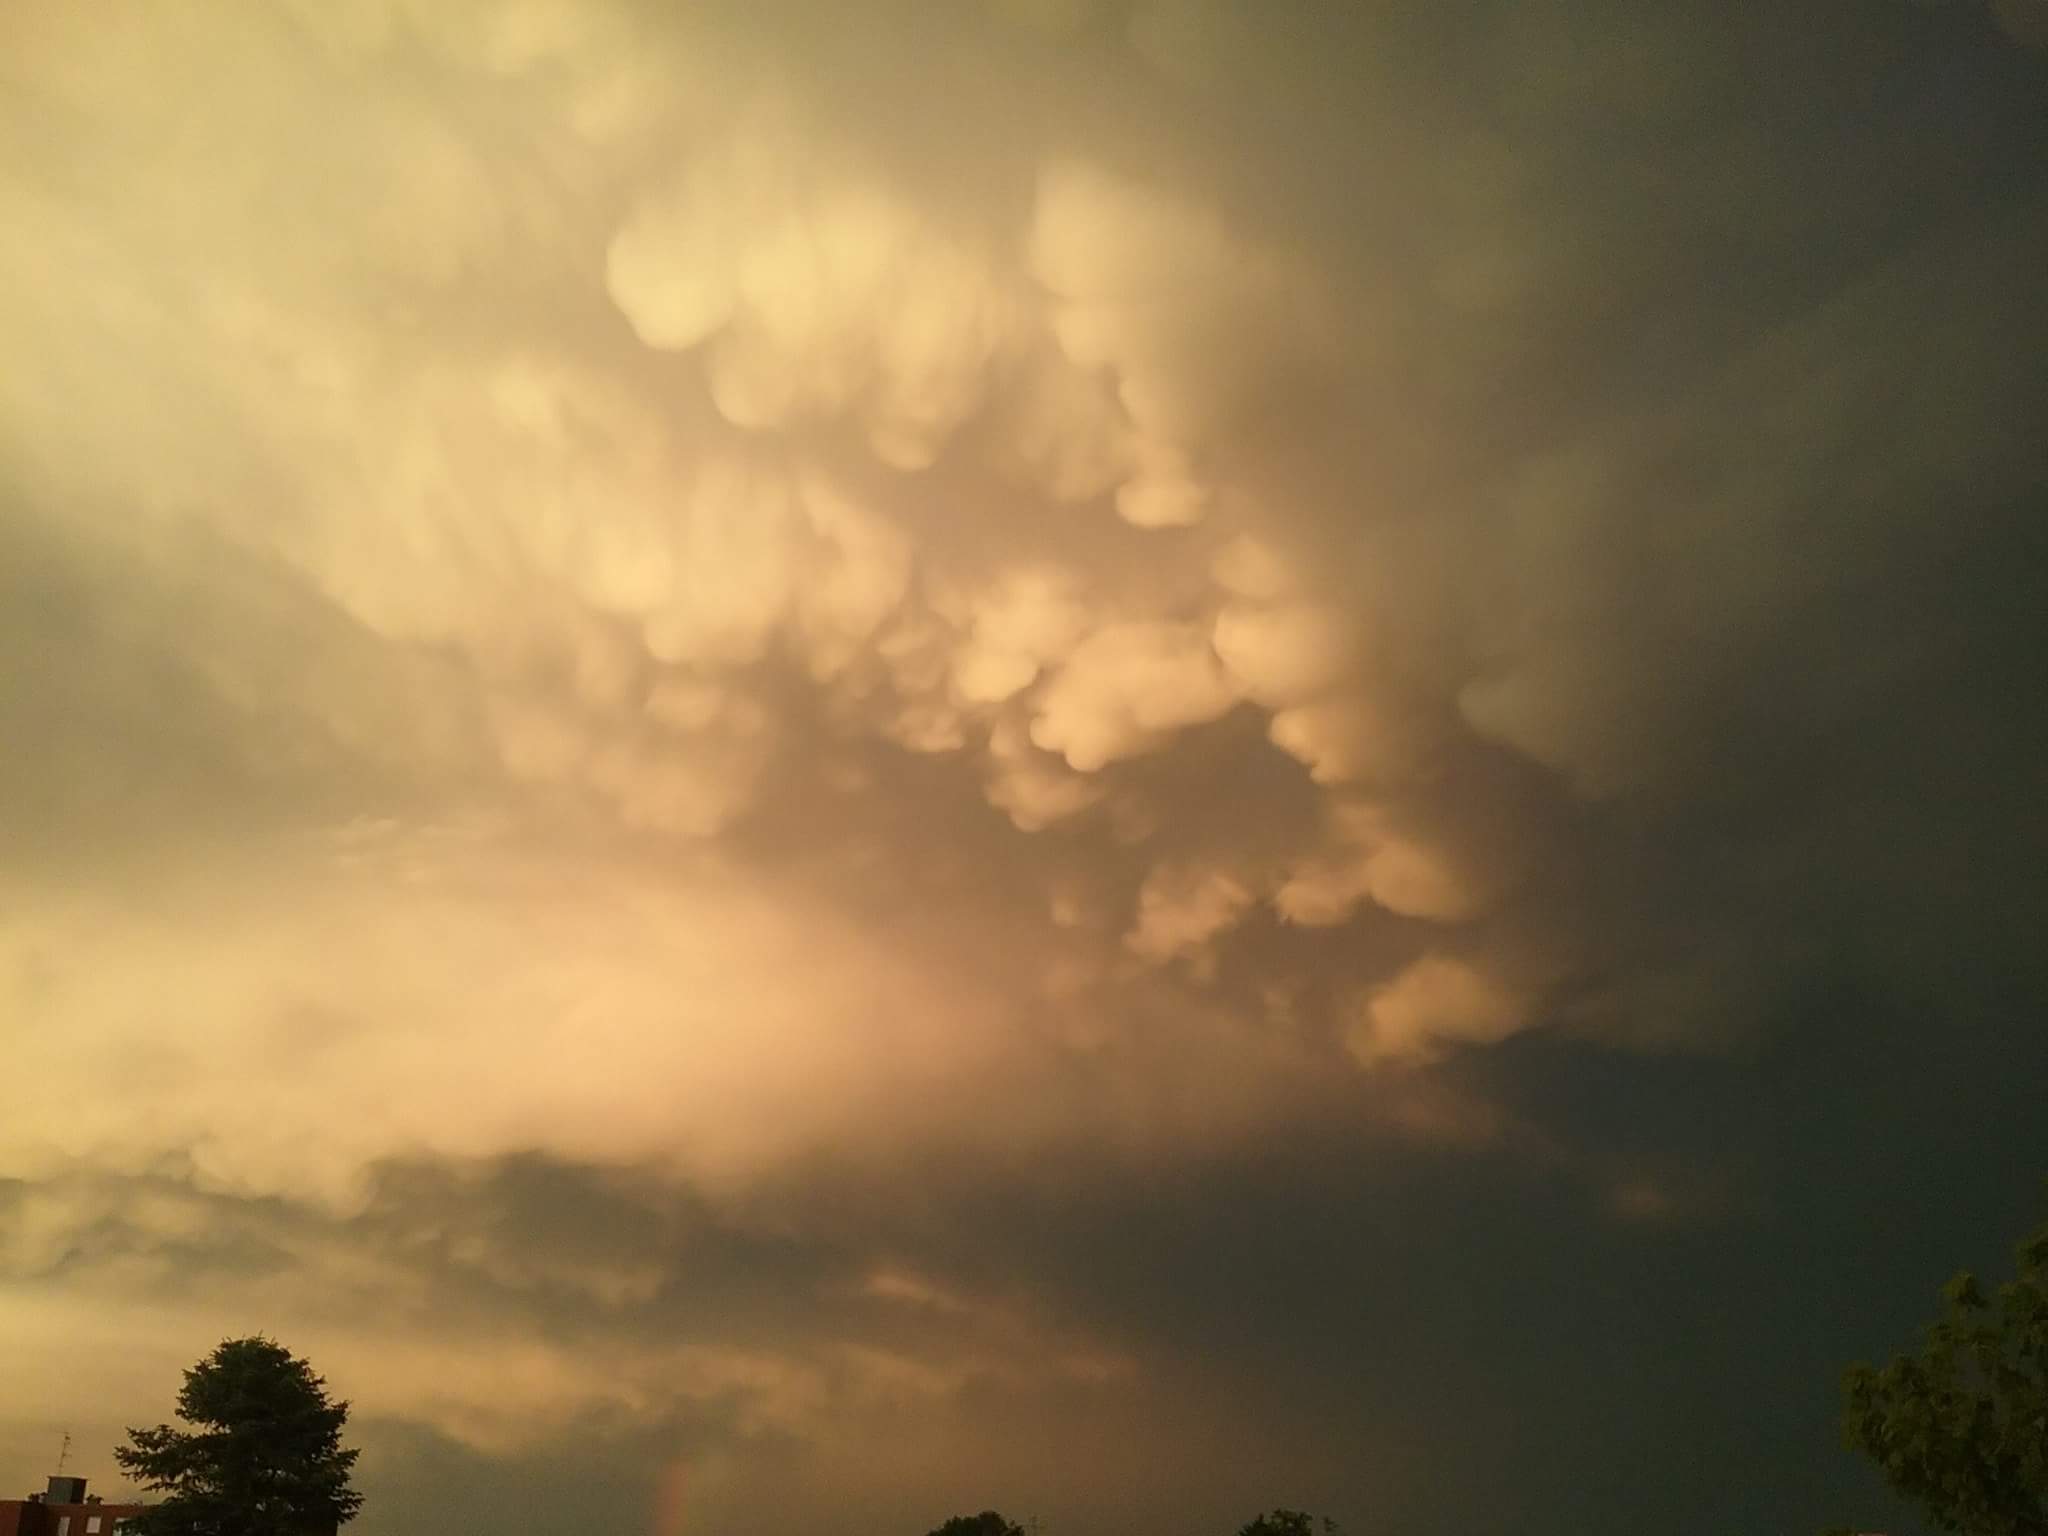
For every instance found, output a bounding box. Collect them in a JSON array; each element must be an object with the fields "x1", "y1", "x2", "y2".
[{"x1": 1, "y1": 1, "x2": 2045, "y2": 1533}]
